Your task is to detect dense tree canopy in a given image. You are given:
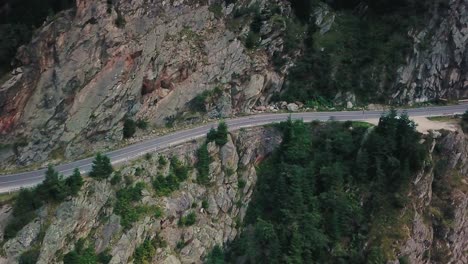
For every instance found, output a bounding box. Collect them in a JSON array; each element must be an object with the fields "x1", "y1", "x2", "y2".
[{"x1": 223, "y1": 114, "x2": 427, "y2": 263}]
